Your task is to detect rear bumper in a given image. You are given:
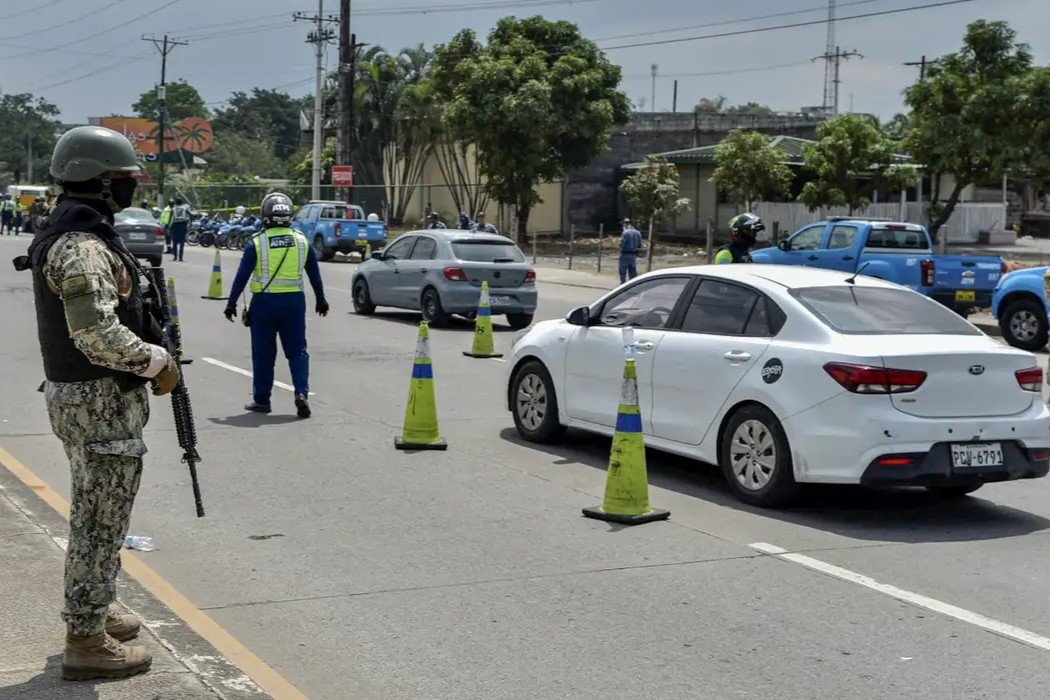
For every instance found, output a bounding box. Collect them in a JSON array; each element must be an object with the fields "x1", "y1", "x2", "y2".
[
  {"x1": 860, "y1": 442, "x2": 1050, "y2": 486},
  {"x1": 332, "y1": 237, "x2": 384, "y2": 254},
  {"x1": 930, "y1": 289, "x2": 993, "y2": 312},
  {"x1": 441, "y1": 284, "x2": 538, "y2": 315}
]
